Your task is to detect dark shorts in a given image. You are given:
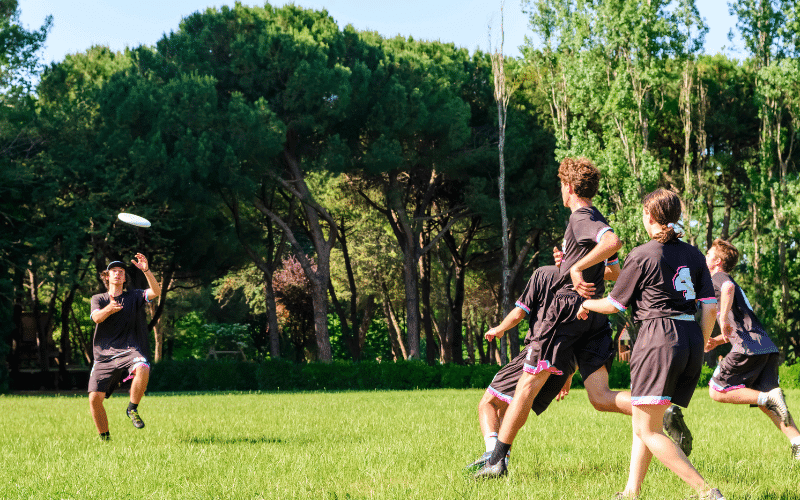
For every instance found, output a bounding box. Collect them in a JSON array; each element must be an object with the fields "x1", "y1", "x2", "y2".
[
  {"x1": 710, "y1": 351, "x2": 780, "y2": 393},
  {"x1": 524, "y1": 291, "x2": 613, "y2": 379},
  {"x1": 88, "y1": 349, "x2": 150, "y2": 398},
  {"x1": 630, "y1": 318, "x2": 703, "y2": 408},
  {"x1": 488, "y1": 349, "x2": 576, "y2": 416}
]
